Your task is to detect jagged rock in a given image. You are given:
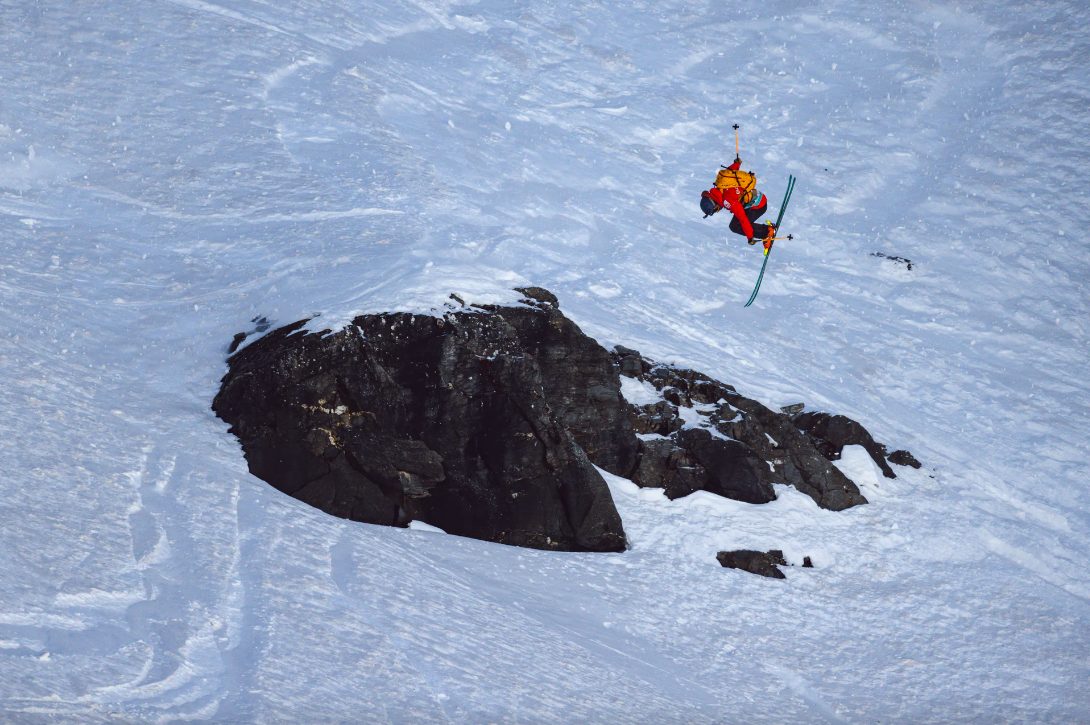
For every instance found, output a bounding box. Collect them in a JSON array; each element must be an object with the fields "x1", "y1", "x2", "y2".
[
  {"x1": 492, "y1": 302, "x2": 638, "y2": 479},
  {"x1": 643, "y1": 365, "x2": 735, "y2": 406},
  {"x1": 632, "y1": 438, "x2": 708, "y2": 500},
  {"x1": 613, "y1": 346, "x2": 648, "y2": 377},
  {"x1": 213, "y1": 308, "x2": 627, "y2": 553},
  {"x1": 616, "y1": 351, "x2": 868, "y2": 511},
  {"x1": 717, "y1": 549, "x2": 789, "y2": 579},
  {"x1": 675, "y1": 428, "x2": 774, "y2": 504},
  {"x1": 630, "y1": 401, "x2": 682, "y2": 437},
  {"x1": 714, "y1": 394, "x2": 866, "y2": 510},
  {"x1": 792, "y1": 411, "x2": 898, "y2": 479},
  {"x1": 889, "y1": 449, "x2": 922, "y2": 469},
  {"x1": 514, "y1": 286, "x2": 558, "y2": 307}
]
